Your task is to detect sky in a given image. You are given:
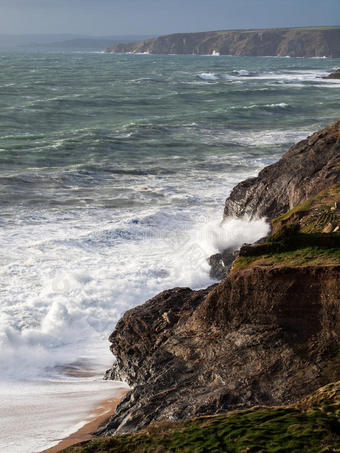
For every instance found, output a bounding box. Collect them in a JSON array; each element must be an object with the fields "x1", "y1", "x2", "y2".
[{"x1": 0, "y1": 0, "x2": 339, "y2": 36}]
